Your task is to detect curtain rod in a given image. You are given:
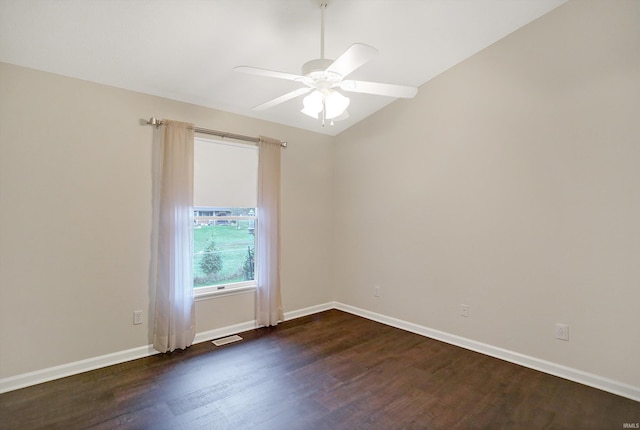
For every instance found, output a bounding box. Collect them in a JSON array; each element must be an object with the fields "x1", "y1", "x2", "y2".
[{"x1": 146, "y1": 117, "x2": 287, "y2": 148}]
